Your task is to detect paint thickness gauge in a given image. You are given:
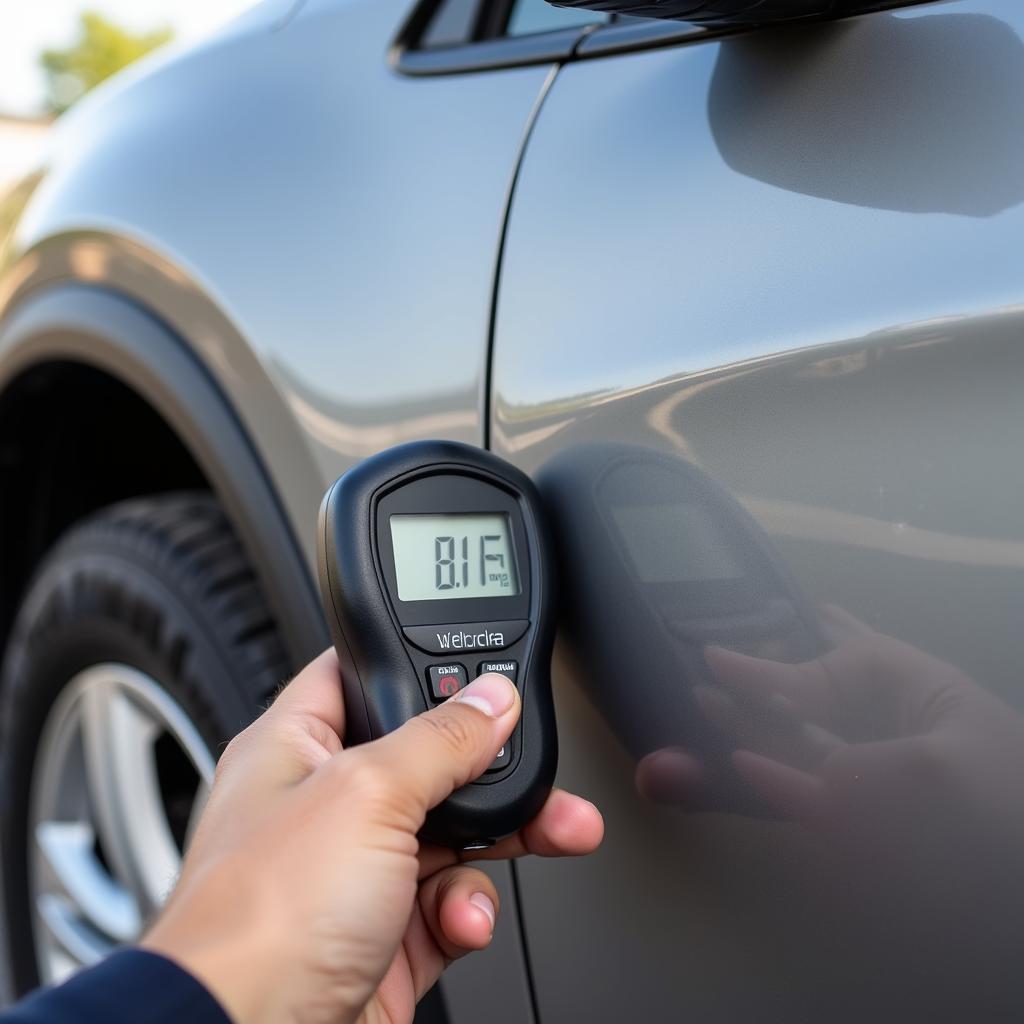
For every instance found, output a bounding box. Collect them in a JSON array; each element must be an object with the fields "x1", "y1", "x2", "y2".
[{"x1": 317, "y1": 441, "x2": 557, "y2": 848}]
